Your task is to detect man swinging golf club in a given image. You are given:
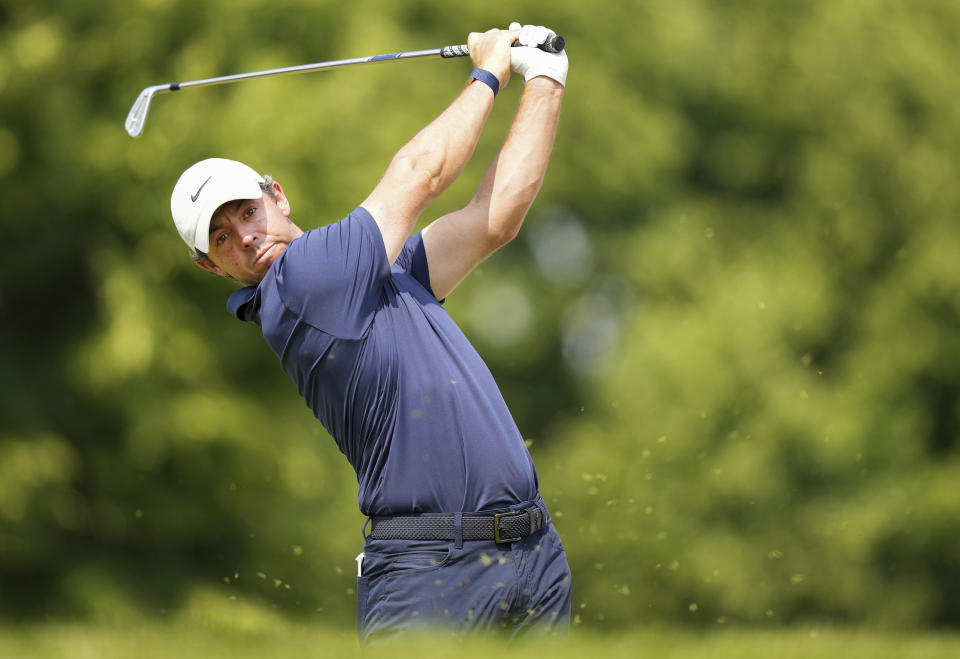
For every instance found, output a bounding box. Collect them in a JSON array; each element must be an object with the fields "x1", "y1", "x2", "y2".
[{"x1": 170, "y1": 24, "x2": 570, "y2": 641}]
